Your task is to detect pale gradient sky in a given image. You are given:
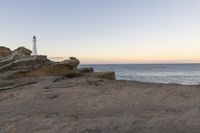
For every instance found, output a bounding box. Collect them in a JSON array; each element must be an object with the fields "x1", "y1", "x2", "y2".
[{"x1": 1, "y1": 0, "x2": 200, "y2": 64}]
